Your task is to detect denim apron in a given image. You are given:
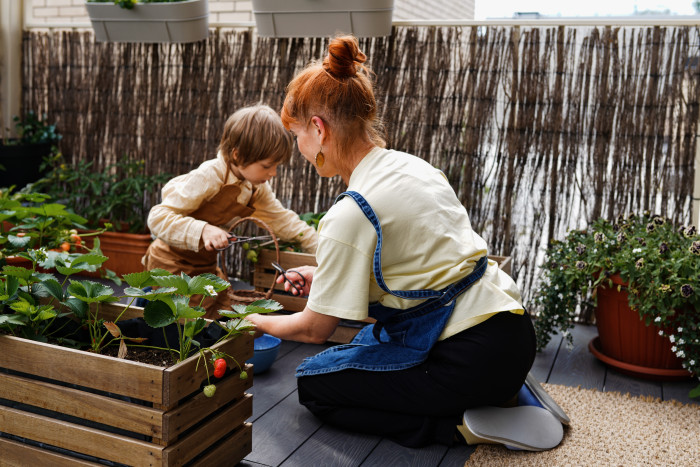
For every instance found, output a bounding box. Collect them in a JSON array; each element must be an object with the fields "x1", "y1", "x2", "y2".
[{"x1": 296, "y1": 191, "x2": 487, "y2": 377}]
